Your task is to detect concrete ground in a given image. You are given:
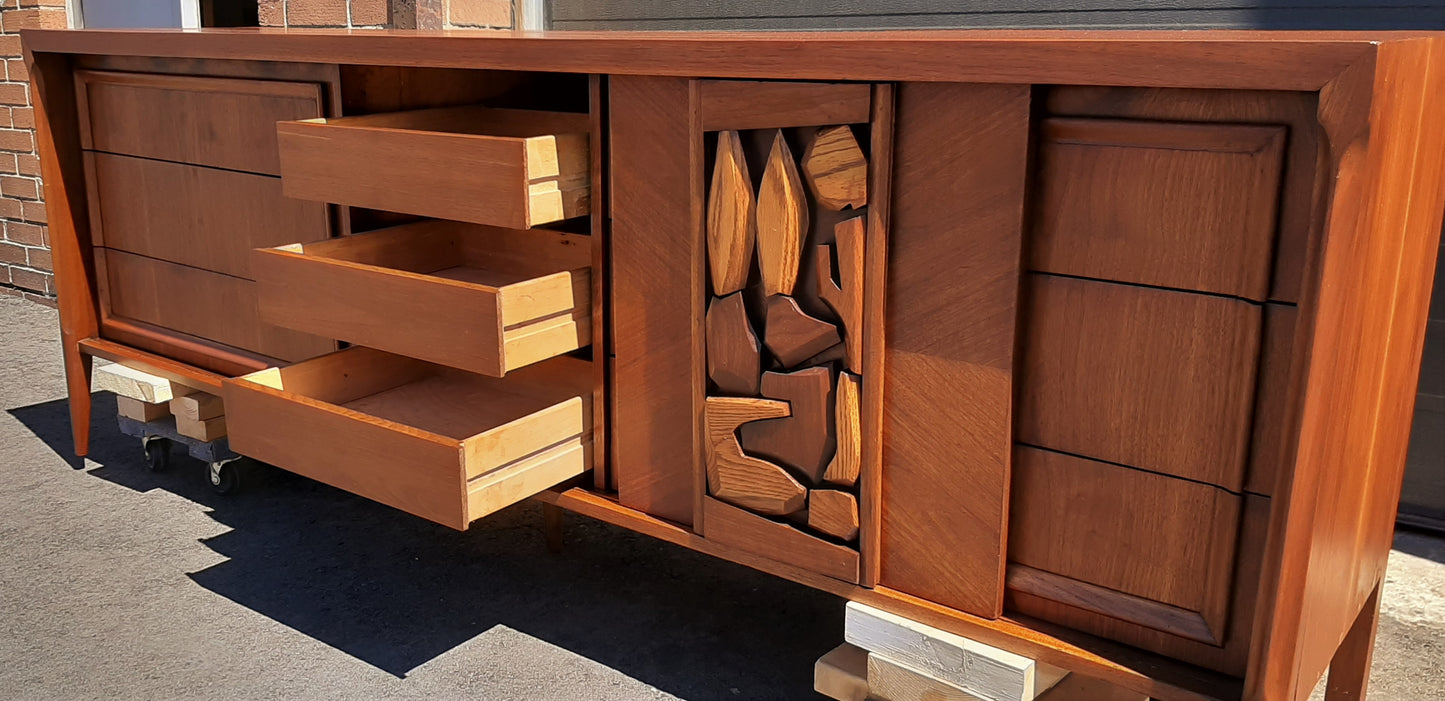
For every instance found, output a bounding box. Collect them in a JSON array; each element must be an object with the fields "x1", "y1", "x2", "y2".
[{"x1": 0, "y1": 294, "x2": 1439, "y2": 701}]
